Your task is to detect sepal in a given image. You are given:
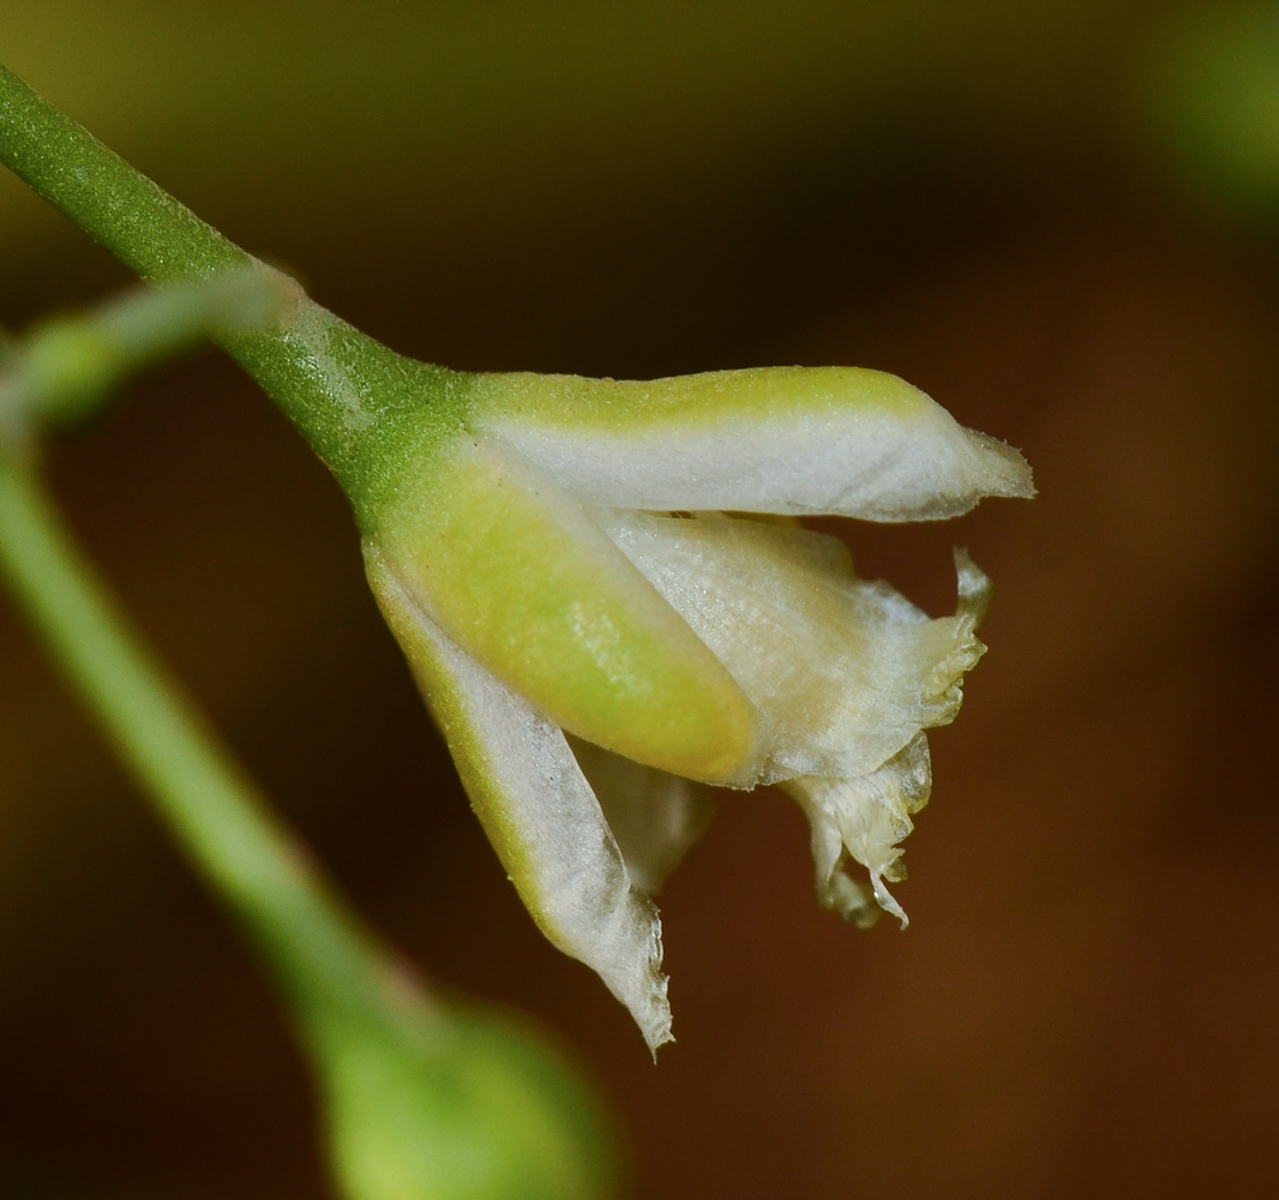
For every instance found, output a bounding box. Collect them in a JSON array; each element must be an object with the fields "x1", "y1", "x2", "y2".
[
  {"x1": 372, "y1": 435, "x2": 758, "y2": 784},
  {"x1": 367, "y1": 547, "x2": 674, "y2": 1052},
  {"x1": 472, "y1": 366, "x2": 1034, "y2": 521}
]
